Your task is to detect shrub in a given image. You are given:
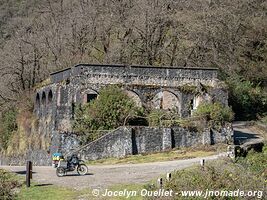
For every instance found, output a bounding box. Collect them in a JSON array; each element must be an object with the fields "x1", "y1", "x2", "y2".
[
  {"x1": 260, "y1": 115, "x2": 267, "y2": 125},
  {"x1": 148, "y1": 110, "x2": 167, "y2": 127},
  {"x1": 236, "y1": 145, "x2": 267, "y2": 177},
  {"x1": 147, "y1": 110, "x2": 205, "y2": 132},
  {"x1": 0, "y1": 108, "x2": 18, "y2": 151},
  {"x1": 0, "y1": 169, "x2": 20, "y2": 200},
  {"x1": 148, "y1": 109, "x2": 183, "y2": 127},
  {"x1": 73, "y1": 85, "x2": 143, "y2": 142},
  {"x1": 158, "y1": 150, "x2": 266, "y2": 200},
  {"x1": 193, "y1": 102, "x2": 234, "y2": 129},
  {"x1": 226, "y1": 76, "x2": 267, "y2": 120}
]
